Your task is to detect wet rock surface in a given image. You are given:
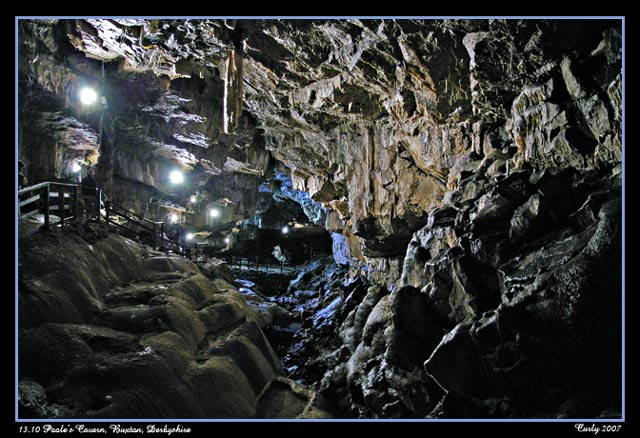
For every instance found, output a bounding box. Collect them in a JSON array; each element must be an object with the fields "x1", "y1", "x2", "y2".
[
  {"x1": 18, "y1": 228, "x2": 333, "y2": 418},
  {"x1": 18, "y1": 18, "x2": 623, "y2": 419}
]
